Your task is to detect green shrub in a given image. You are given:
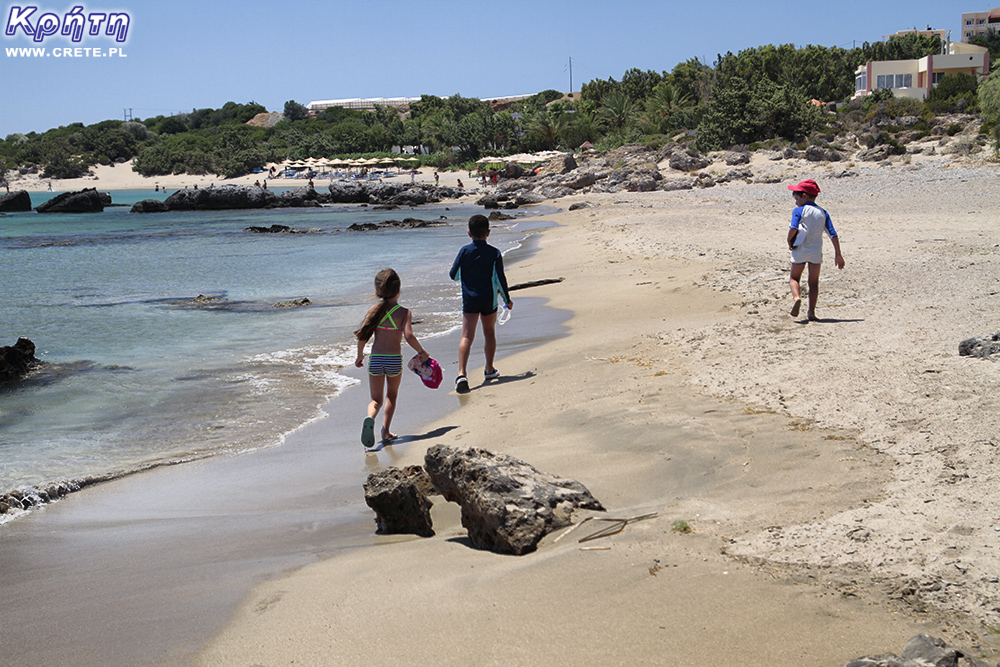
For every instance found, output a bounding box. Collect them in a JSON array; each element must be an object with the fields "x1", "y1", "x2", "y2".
[{"x1": 947, "y1": 123, "x2": 963, "y2": 136}]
